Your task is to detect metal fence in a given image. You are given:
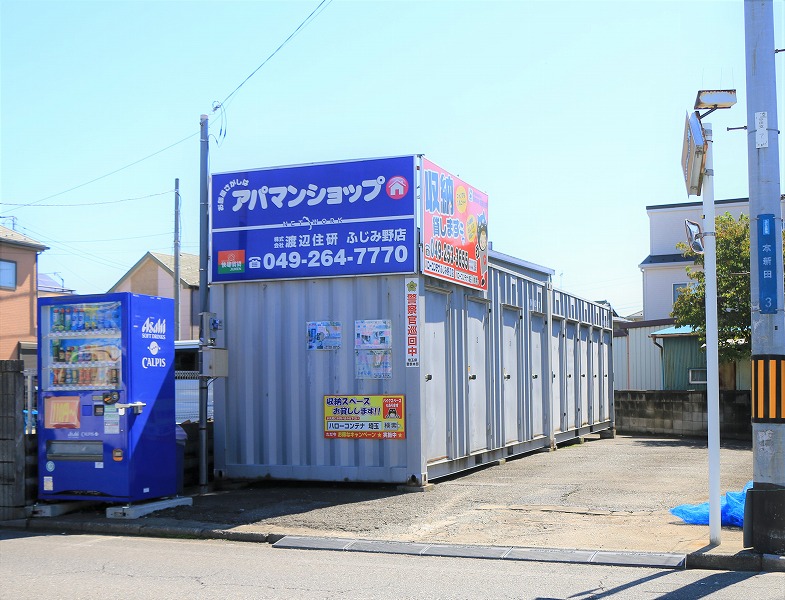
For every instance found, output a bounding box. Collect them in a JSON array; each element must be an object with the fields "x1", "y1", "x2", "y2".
[
  {"x1": 23, "y1": 370, "x2": 36, "y2": 434},
  {"x1": 175, "y1": 370, "x2": 214, "y2": 424}
]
